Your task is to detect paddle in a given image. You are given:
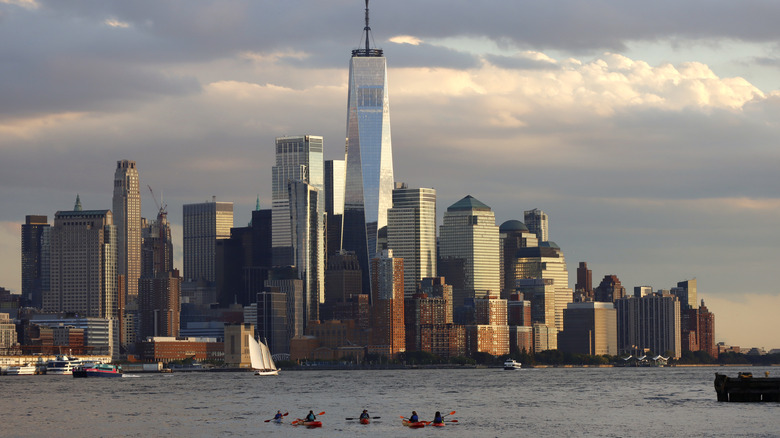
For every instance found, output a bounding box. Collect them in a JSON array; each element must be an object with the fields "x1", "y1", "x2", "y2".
[
  {"x1": 346, "y1": 416, "x2": 381, "y2": 420},
  {"x1": 264, "y1": 412, "x2": 288, "y2": 423},
  {"x1": 292, "y1": 412, "x2": 325, "y2": 426}
]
